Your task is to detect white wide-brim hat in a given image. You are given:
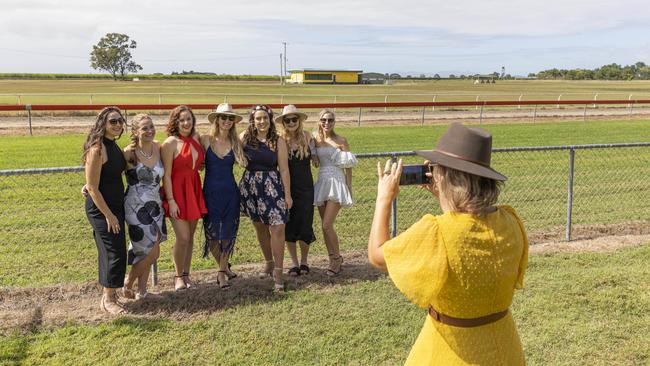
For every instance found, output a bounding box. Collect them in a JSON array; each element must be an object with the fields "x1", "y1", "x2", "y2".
[
  {"x1": 207, "y1": 103, "x2": 243, "y2": 123},
  {"x1": 274, "y1": 104, "x2": 308, "y2": 124}
]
